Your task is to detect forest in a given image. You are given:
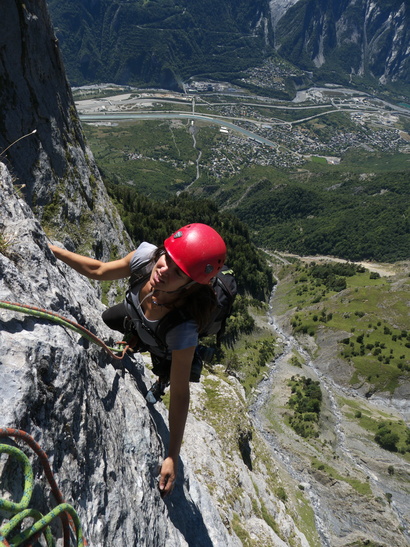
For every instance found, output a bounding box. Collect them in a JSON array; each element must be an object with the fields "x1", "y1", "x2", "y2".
[
  {"x1": 47, "y1": 0, "x2": 273, "y2": 88},
  {"x1": 106, "y1": 183, "x2": 274, "y2": 301}
]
